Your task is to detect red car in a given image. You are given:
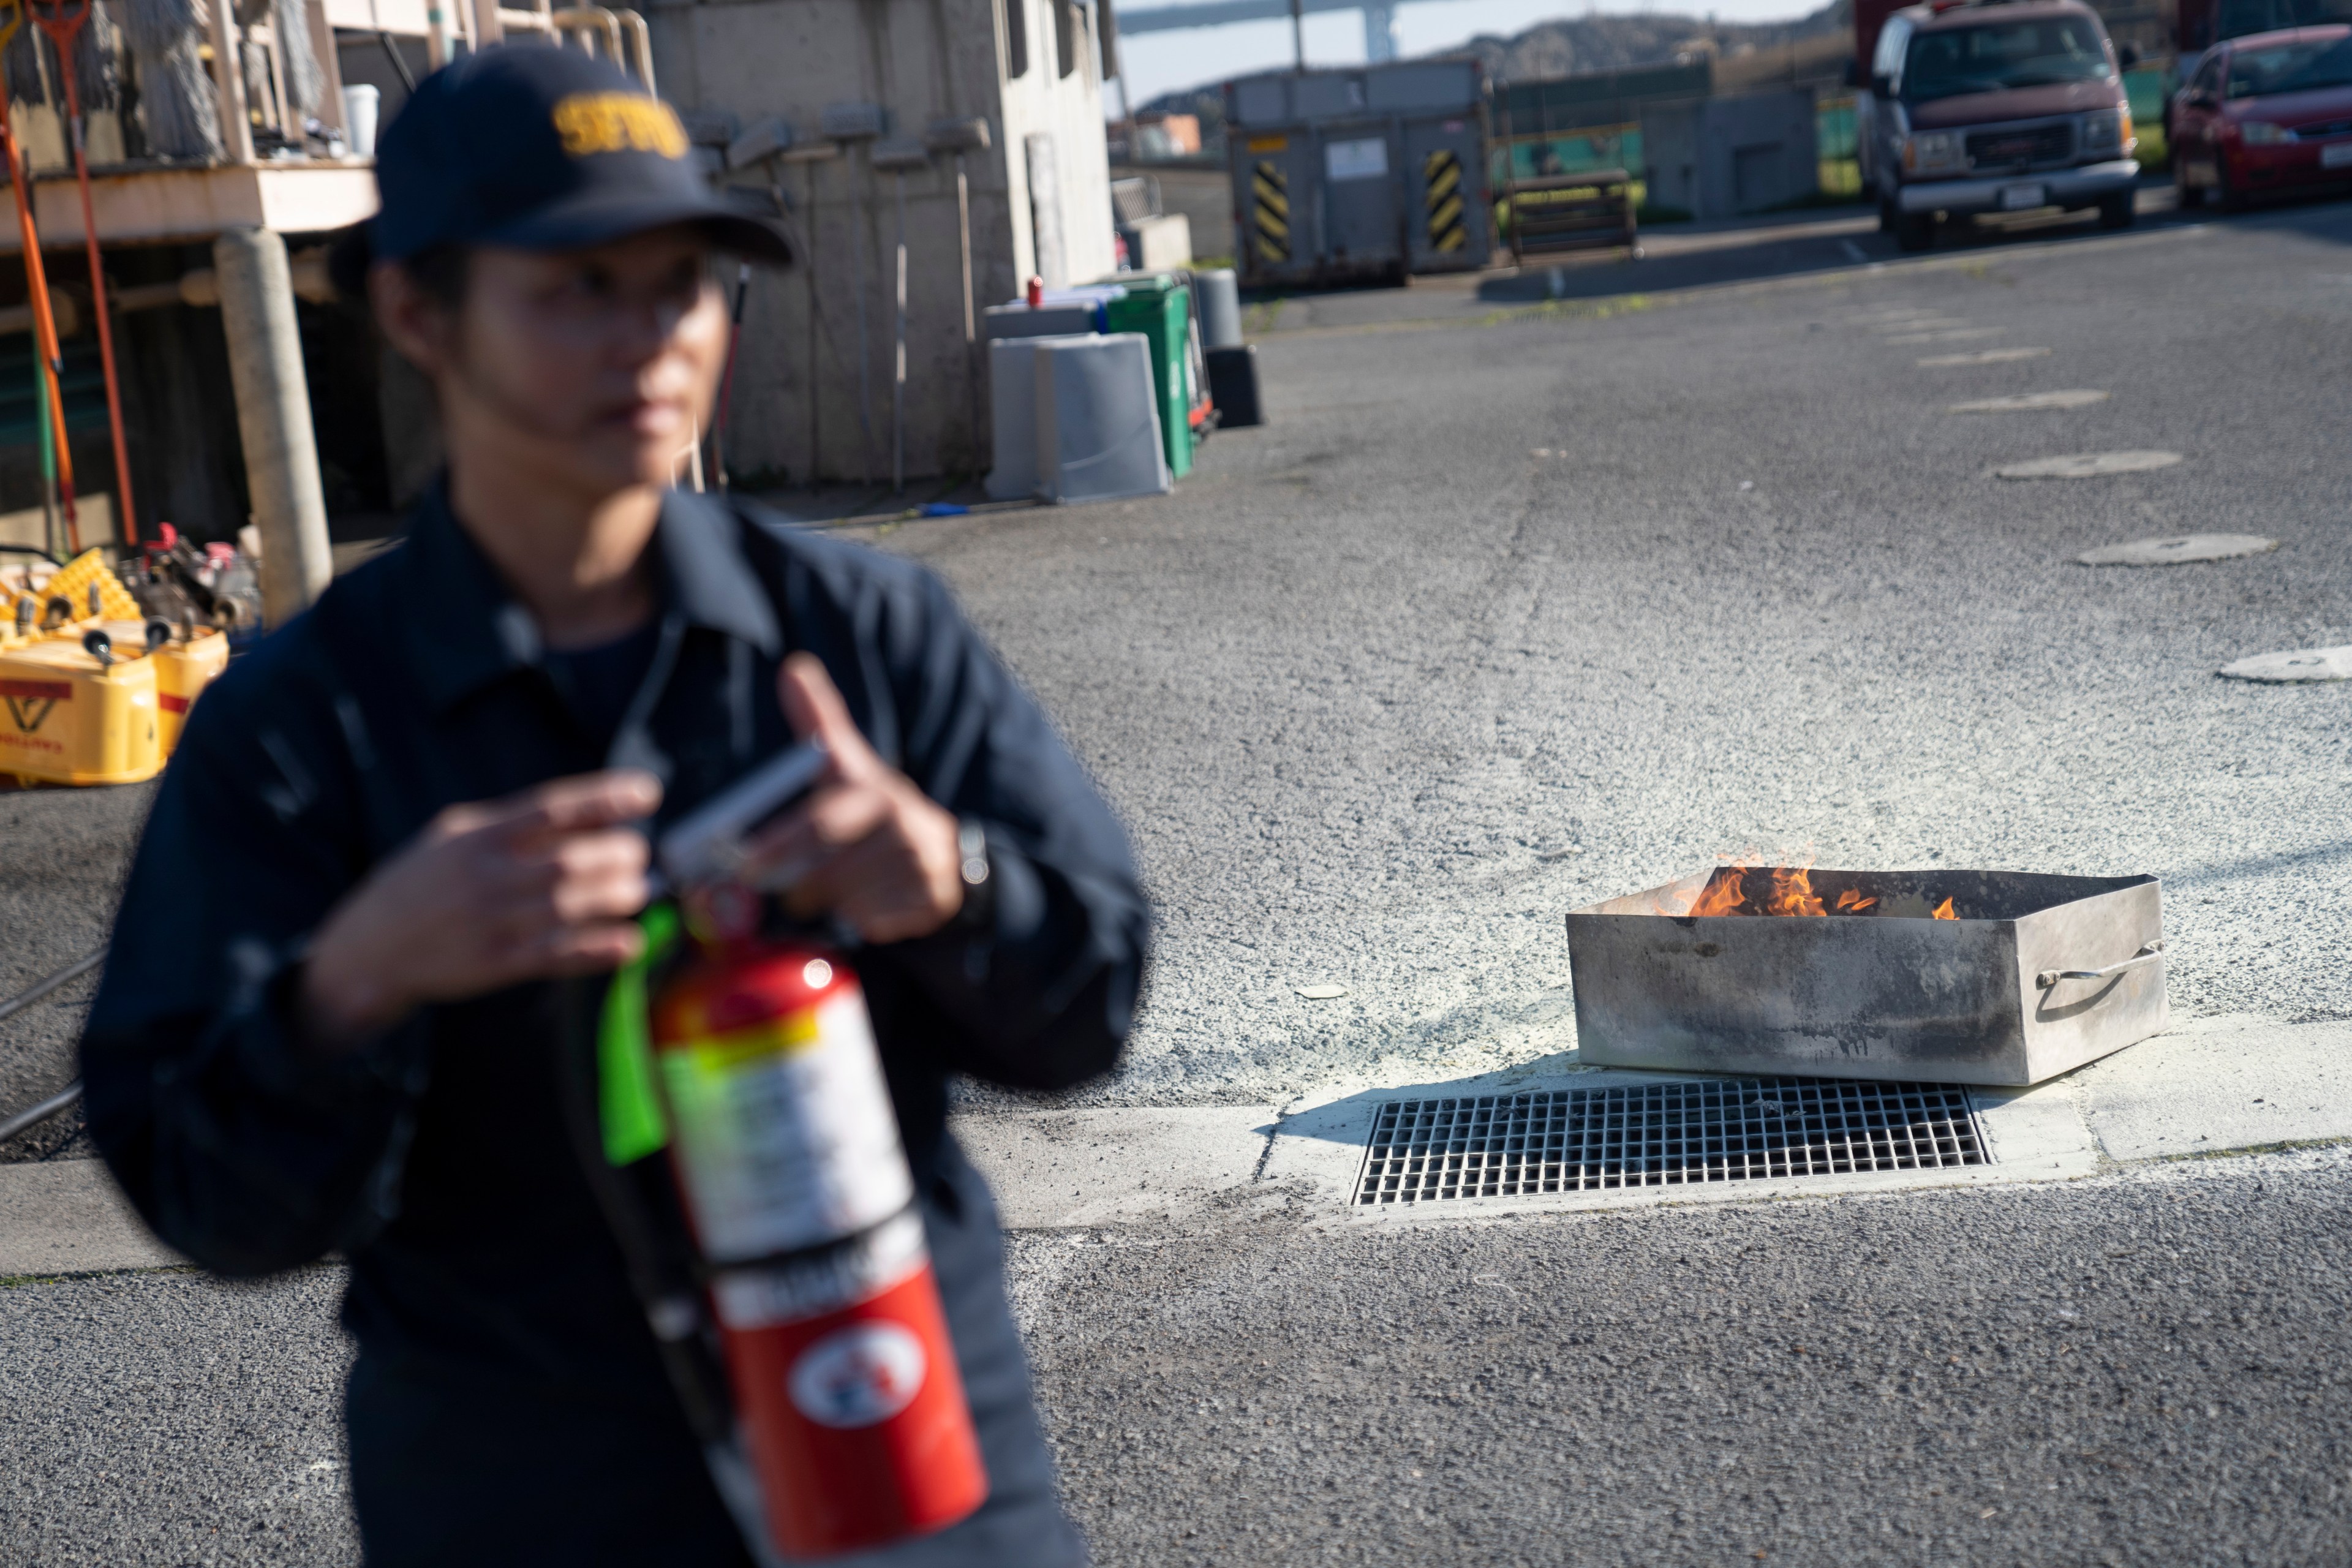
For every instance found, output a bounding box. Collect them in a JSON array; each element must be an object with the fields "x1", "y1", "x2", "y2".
[{"x1": 2172, "y1": 24, "x2": 2352, "y2": 209}]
